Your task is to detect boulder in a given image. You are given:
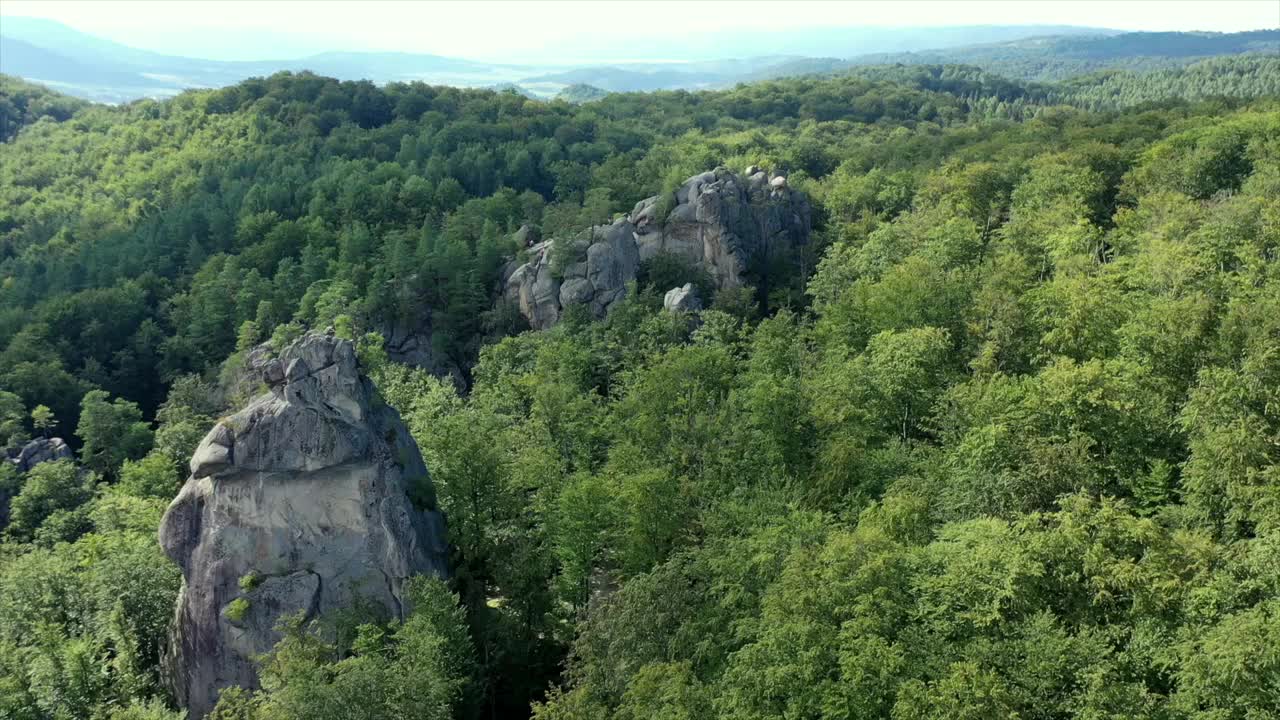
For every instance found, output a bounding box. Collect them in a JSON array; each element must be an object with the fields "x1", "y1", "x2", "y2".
[
  {"x1": 10, "y1": 437, "x2": 73, "y2": 473},
  {"x1": 527, "y1": 263, "x2": 562, "y2": 330},
  {"x1": 159, "y1": 332, "x2": 449, "y2": 718},
  {"x1": 630, "y1": 196, "x2": 662, "y2": 229},
  {"x1": 663, "y1": 283, "x2": 702, "y2": 313},
  {"x1": 586, "y1": 221, "x2": 639, "y2": 294},
  {"x1": 500, "y1": 168, "x2": 810, "y2": 330},
  {"x1": 513, "y1": 224, "x2": 540, "y2": 248},
  {"x1": 559, "y1": 277, "x2": 594, "y2": 306},
  {"x1": 563, "y1": 260, "x2": 589, "y2": 279},
  {"x1": 188, "y1": 423, "x2": 233, "y2": 480}
]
